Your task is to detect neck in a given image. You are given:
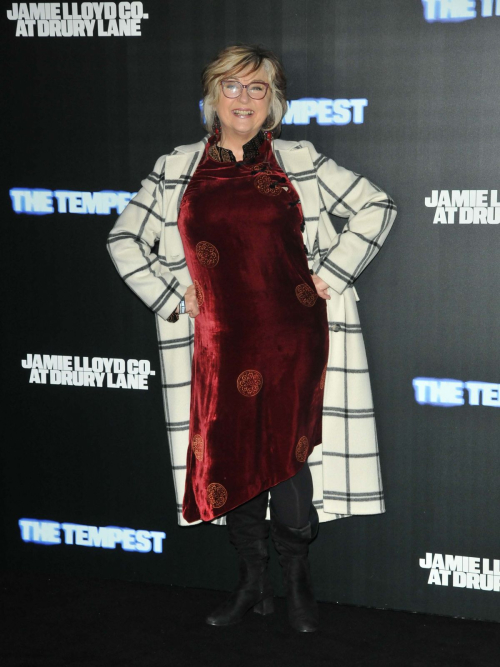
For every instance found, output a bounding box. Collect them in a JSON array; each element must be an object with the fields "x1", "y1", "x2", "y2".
[{"x1": 217, "y1": 126, "x2": 262, "y2": 160}]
